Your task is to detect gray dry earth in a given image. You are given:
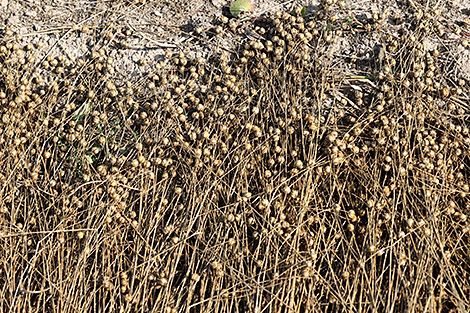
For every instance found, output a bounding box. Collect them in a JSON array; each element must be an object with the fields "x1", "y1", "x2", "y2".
[{"x1": 1, "y1": 0, "x2": 470, "y2": 88}]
